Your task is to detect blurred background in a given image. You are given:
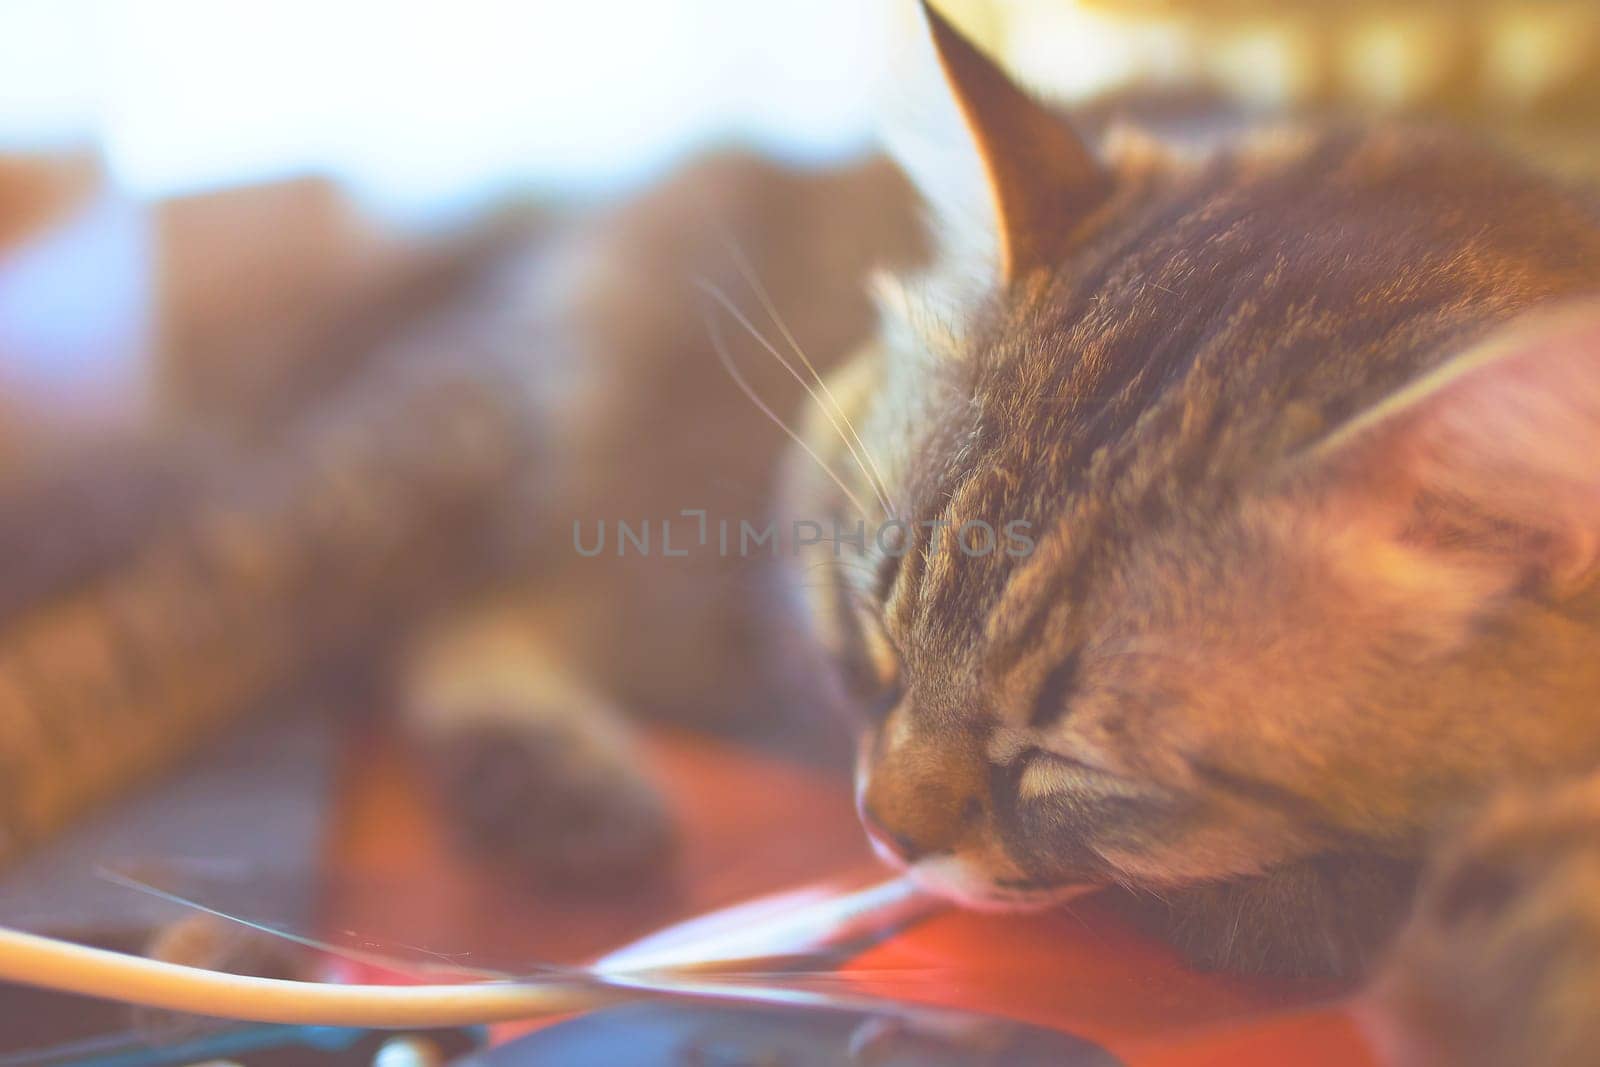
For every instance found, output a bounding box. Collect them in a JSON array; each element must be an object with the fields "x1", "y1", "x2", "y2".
[
  {"x1": 0, "y1": 0, "x2": 886, "y2": 420},
  {"x1": 4, "y1": 0, "x2": 1599, "y2": 416},
  {"x1": 0, "y1": 3, "x2": 1597, "y2": 1049}
]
